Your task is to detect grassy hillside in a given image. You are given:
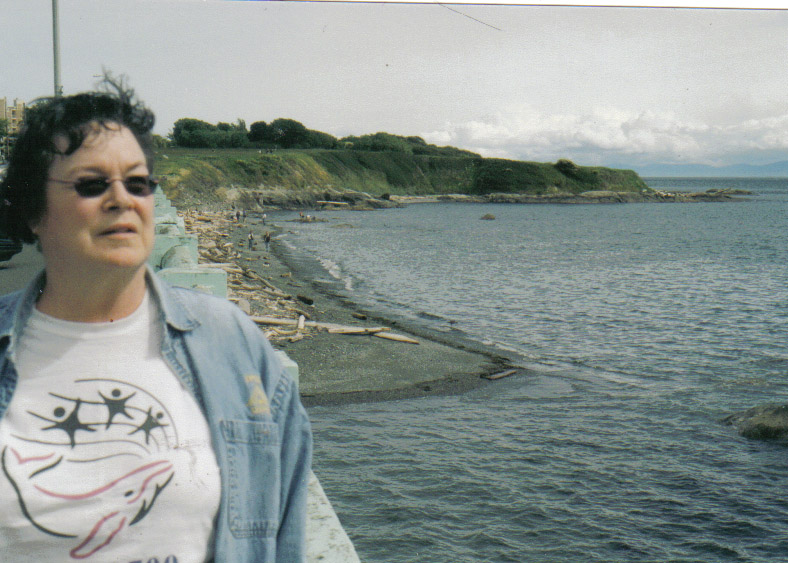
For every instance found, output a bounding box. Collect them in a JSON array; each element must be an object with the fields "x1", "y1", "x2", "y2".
[{"x1": 153, "y1": 147, "x2": 650, "y2": 207}]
